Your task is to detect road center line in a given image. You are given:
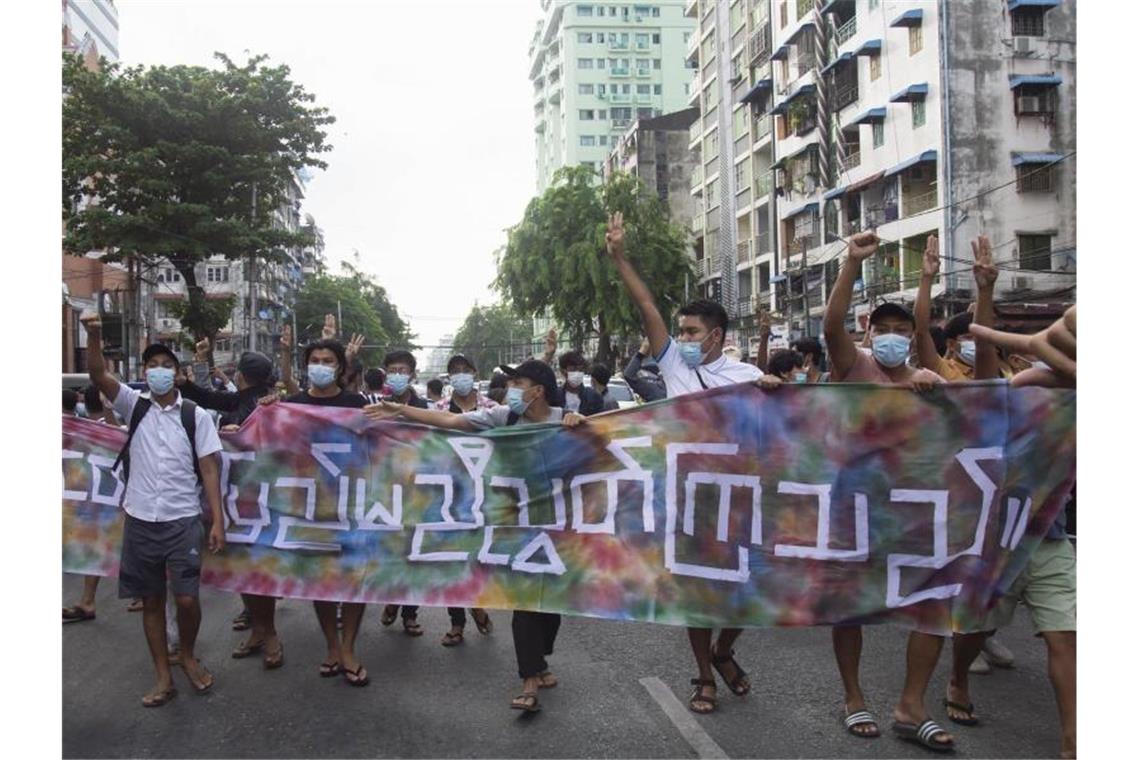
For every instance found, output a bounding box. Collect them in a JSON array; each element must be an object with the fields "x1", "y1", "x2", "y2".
[{"x1": 639, "y1": 676, "x2": 730, "y2": 759}]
